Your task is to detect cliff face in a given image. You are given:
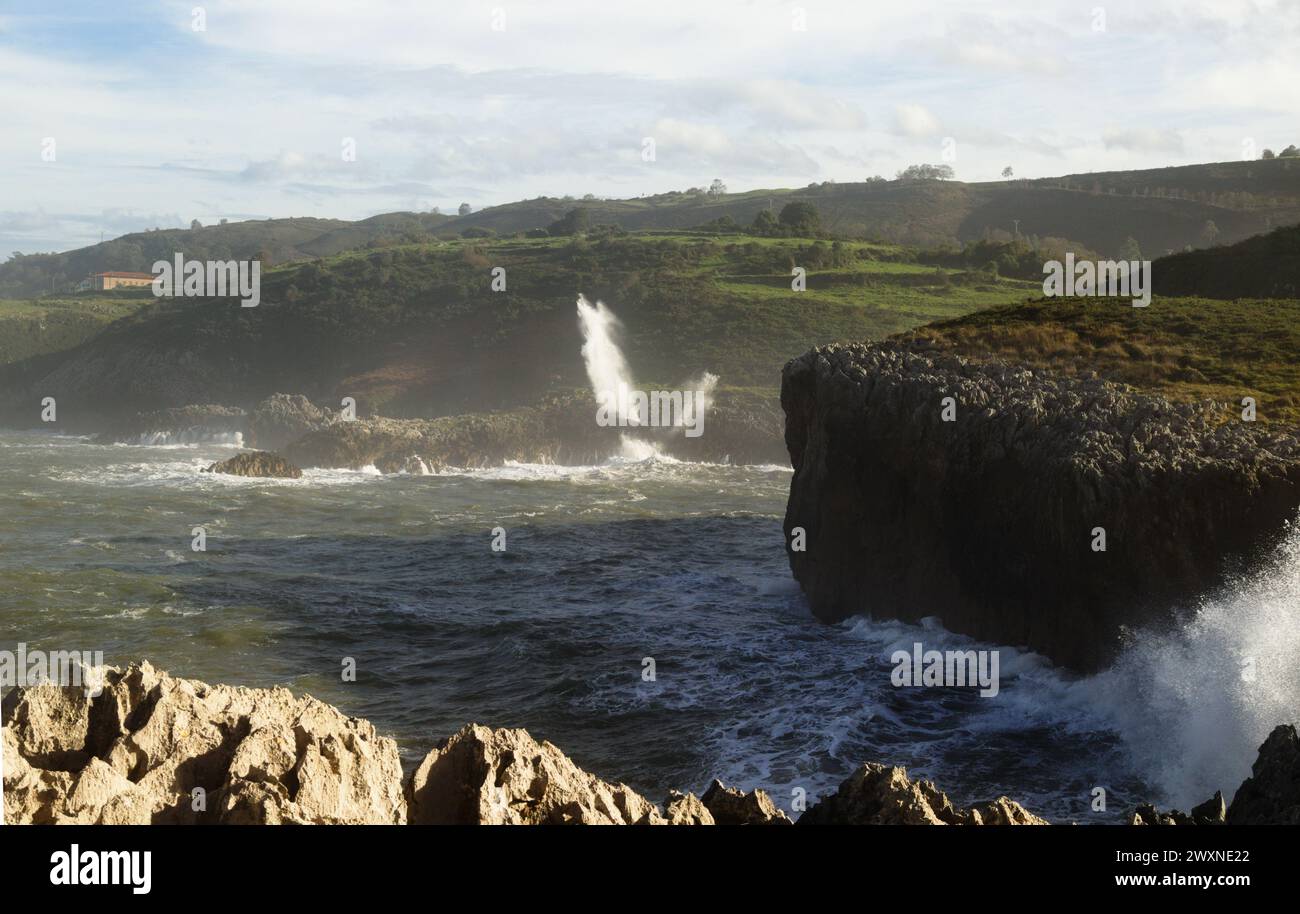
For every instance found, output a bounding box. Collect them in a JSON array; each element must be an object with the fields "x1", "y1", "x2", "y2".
[{"x1": 781, "y1": 341, "x2": 1300, "y2": 672}]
